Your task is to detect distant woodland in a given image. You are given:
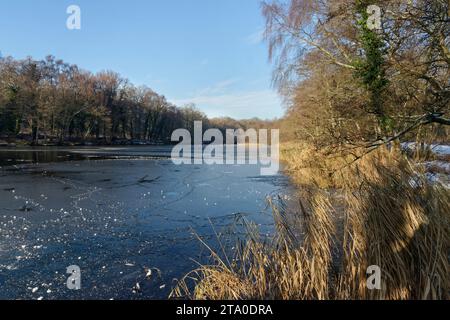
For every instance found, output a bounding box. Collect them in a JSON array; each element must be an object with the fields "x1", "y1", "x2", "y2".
[{"x1": 0, "y1": 55, "x2": 275, "y2": 146}]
